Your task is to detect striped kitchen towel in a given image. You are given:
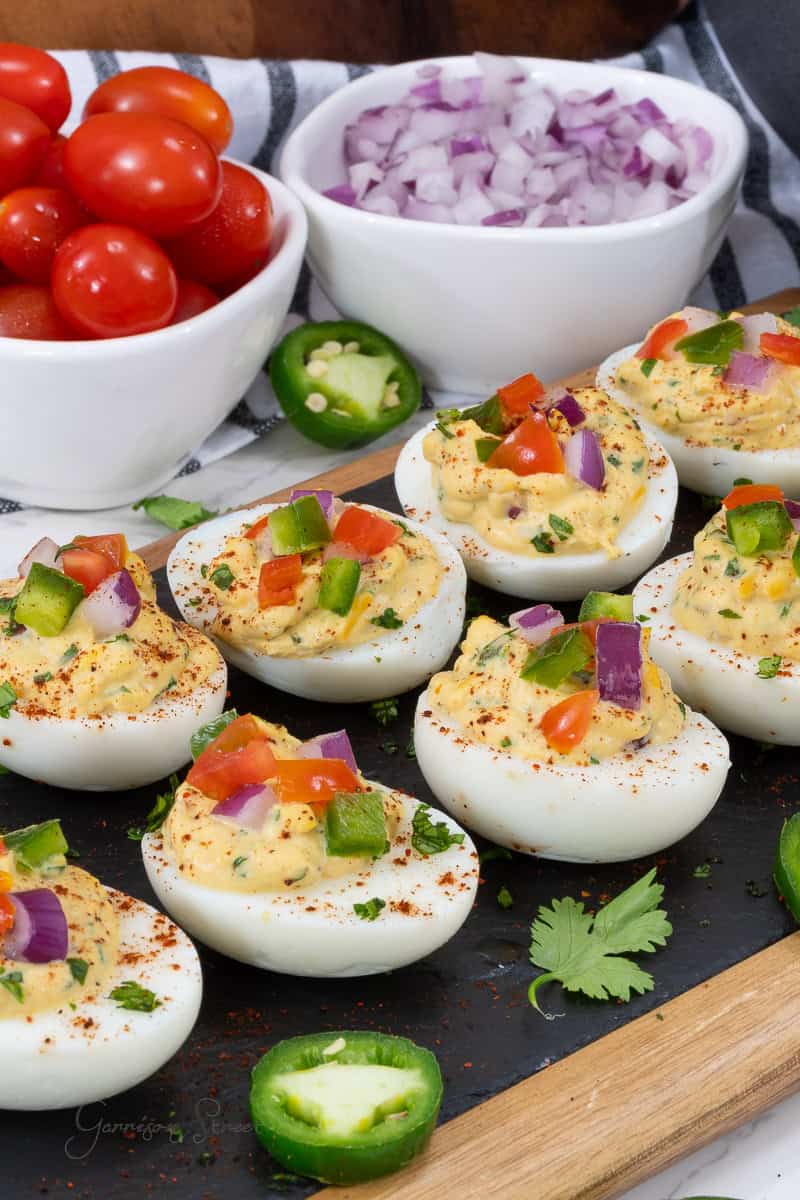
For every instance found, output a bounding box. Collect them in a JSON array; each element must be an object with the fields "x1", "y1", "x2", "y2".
[{"x1": 1, "y1": 0, "x2": 798, "y2": 513}]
